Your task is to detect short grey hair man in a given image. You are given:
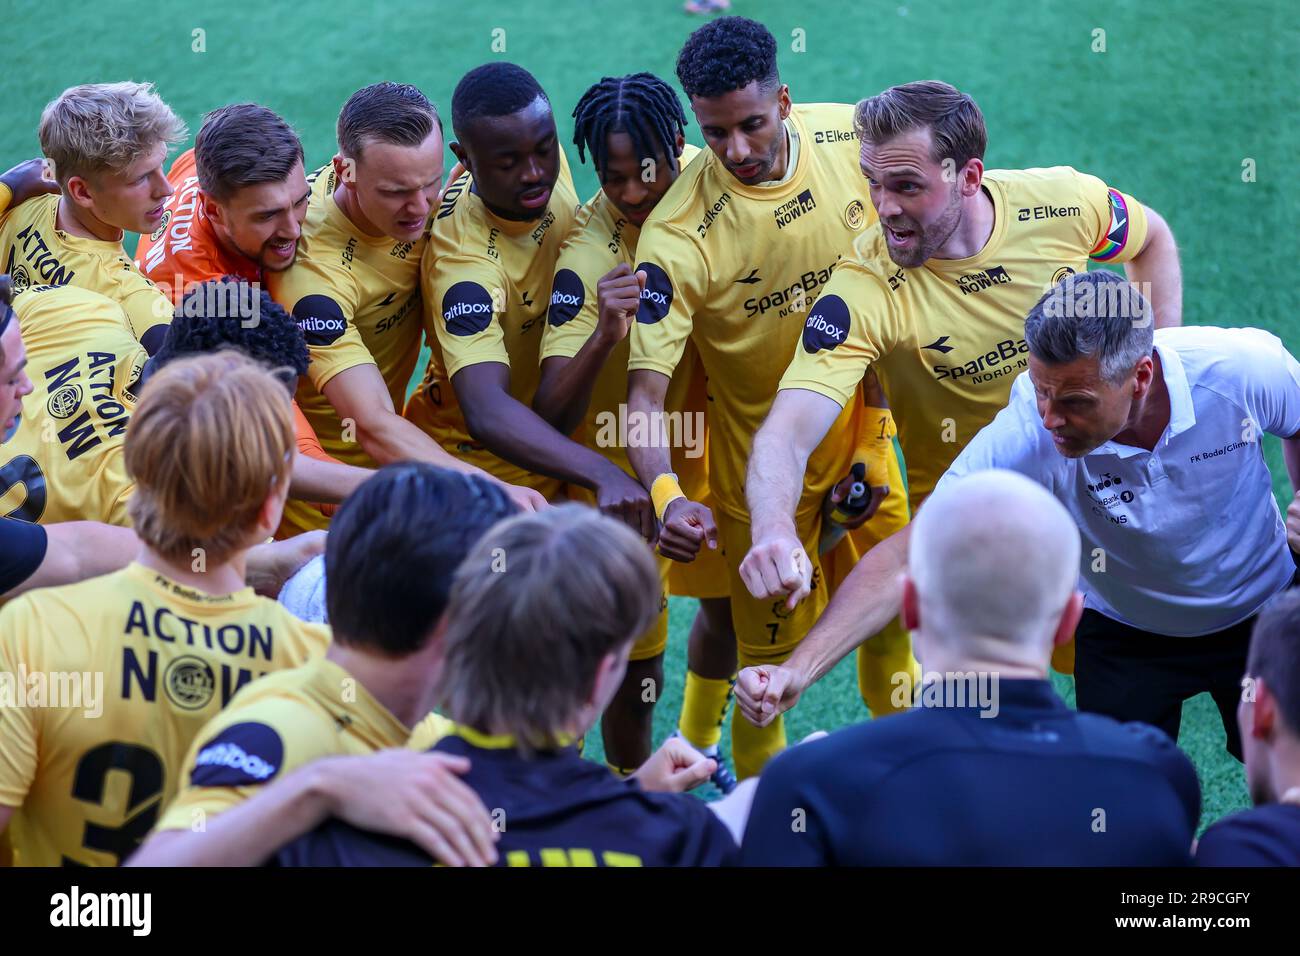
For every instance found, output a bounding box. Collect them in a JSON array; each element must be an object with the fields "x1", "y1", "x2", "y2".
[{"x1": 1027, "y1": 270, "x2": 1153, "y2": 384}]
